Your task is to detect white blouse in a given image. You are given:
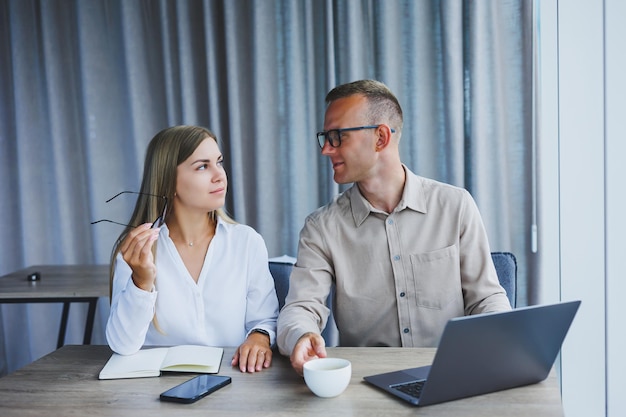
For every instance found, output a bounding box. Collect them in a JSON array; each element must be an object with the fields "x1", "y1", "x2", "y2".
[{"x1": 106, "y1": 219, "x2": 279, "y2": 355}]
